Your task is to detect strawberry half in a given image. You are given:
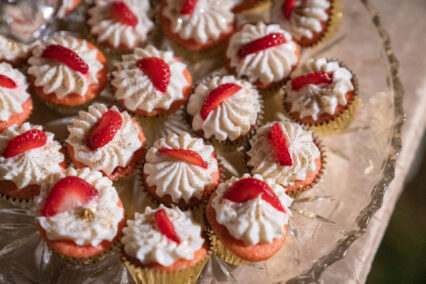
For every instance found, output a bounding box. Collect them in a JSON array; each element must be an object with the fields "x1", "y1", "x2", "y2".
[
  {"x1": 3, "y1": 129, "x2": 47, "y2": 158},
  {"x1": 268, "y1": 123, "x2": 292, "y2": 166},
  {"x1": 223, "y1": 177, "x2": 285, "y2": 213},
  {"x1": 40, "y1": 176, "x2": 99, "y2": 217},
  {"x1": 200, "y1": 83, "x2": 242, "y2": 120},
  {"x1": 291, "y1": 71, "x2": 334, "y2": 91},
  {"x1": 0, "y1": 74, "x2": 17, "y2": 89},
  {"x1": 155, "y1": 208, "x2": 181, "y2": 243},
  {"x1": 282, "y1": 0, "x2": 298, "y2": 20},
  {"x1": 180, "y1": 0, "x2": 199, "y2": 15},
  {"x1": 159, "y1": 147, "x2": 208, "y2": 169},
  {"x1": 42, "y1": 44, "x2": 89, "y2": 75},
  {"x1": 136, "y1": 57, "x2": 170, "y2": 93},
  {"x1": 87, "y1": 110, "x2": 123, "y2": 150},
  {"x1": 238, "y1": 33, "x2": 287, "y2": 58},
  {"x1": 111, "y1": 1, "x2": 138, "y2": 27}
]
